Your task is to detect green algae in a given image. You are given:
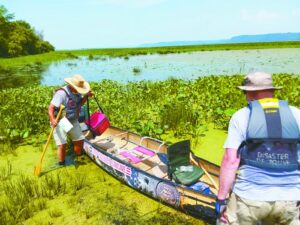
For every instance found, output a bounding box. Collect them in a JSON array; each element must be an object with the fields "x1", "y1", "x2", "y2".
[
  {"x1": 194, "y1": 125, "x2": 227, "y2": 165},
  {"x1": 161, "y1": 124, "x2": 226, "y2": 166},
  {"x1": 0, "y1": 136, "x2": 213, "y2": 225}
]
